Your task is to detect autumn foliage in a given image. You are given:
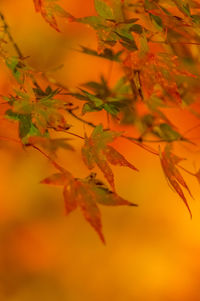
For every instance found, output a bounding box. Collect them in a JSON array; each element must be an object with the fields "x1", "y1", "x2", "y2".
[{"x1": 1, "y1": 0, "x2": 200, "y2": 243}]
